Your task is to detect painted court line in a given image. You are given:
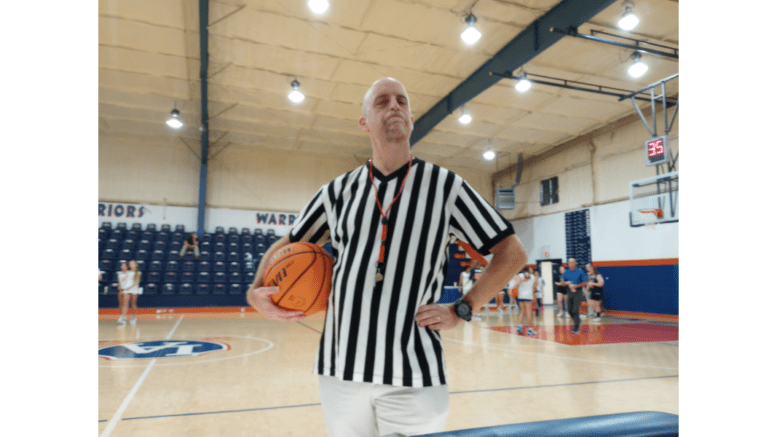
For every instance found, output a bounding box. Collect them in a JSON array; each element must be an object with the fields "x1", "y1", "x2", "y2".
[
  {"x1": 100, "y1": 315, "x2": 185, "y2": 437},
  {"x1": 99, "y1": 374, "x2": 676, "y2": 423}
]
